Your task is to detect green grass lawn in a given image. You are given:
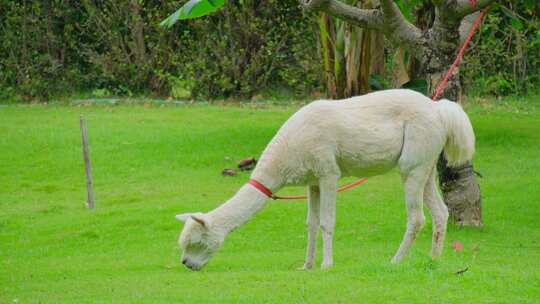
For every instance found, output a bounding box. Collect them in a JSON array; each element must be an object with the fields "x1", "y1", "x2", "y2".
[{"x1": 1, "y1": 97, "x2": 539, "y2": 303}]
